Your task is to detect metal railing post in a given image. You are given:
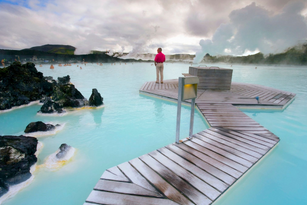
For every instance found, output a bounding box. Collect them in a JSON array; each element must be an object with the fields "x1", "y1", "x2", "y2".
[
  {"x1": 175, "y1": 78, "x2": 183, "y2": 144},
  {"x1": 189, "y1": 98, "x2": 195, "y2": 139}
]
